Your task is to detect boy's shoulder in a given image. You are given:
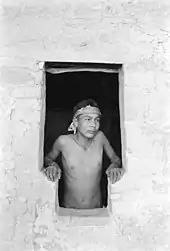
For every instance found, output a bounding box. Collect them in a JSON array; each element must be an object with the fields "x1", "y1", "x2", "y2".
[
  {"x1": 57, "y1": 134, "x2": 71, "y2": 145},
  {"x1": 96, "y1": 130, "x2": 105, "y2": 139},
  {"x1": 94, "y1": 130, "x2": 105, "y2": 143},
  {"x1": 52, "y1": 134, "x2": 73, "y2": 153},
  {"x1": 96, "y1": 130, "x2": 108, "y2": 145}
]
